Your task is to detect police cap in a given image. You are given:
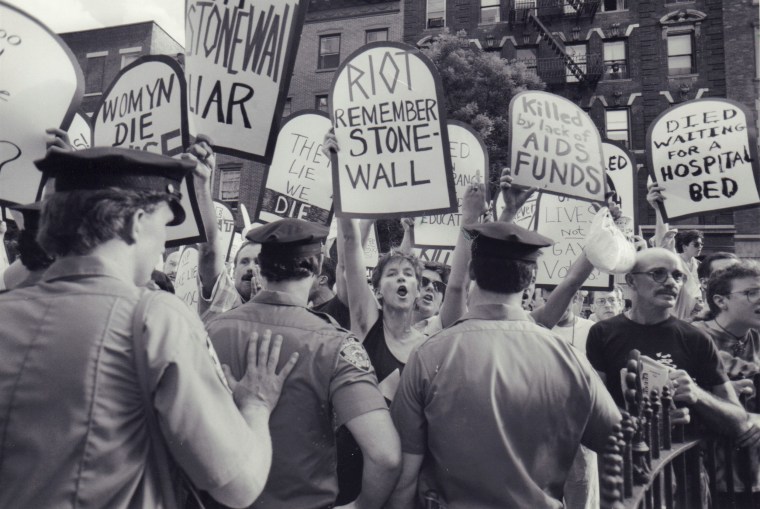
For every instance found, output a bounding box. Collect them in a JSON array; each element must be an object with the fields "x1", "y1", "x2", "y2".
[
  {"x1": 34, "y1": 147, "x2": 194, "y2": 226},
  {"x1": 246, "y1": 218, "x2": 328, "y2": 257},
  {"x1": 8, "y1": 202, "x2": 42, "y2": 233},
  {"x1": 465, "y1": 222, "x2": 553, "y2": 262}
]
